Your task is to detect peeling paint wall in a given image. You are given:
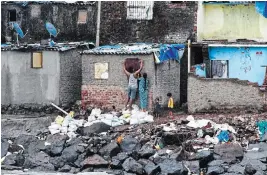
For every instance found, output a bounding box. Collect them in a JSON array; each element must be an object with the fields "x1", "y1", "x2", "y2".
[
  {"x1": 197, "y1": 3, "x2": 267, "y2": 41},
  {"x1": 1, "y1": 2, "x2": 97, "y2": 43},
  {"x1": 208, "y1": 46, "x2": 267, "y2": 86}
]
